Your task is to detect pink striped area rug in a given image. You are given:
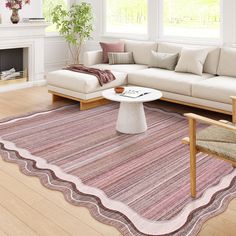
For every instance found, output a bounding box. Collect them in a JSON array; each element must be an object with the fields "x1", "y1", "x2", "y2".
[{"x1": 0, "y1": 103, "x2": 236, "y2": 236}]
